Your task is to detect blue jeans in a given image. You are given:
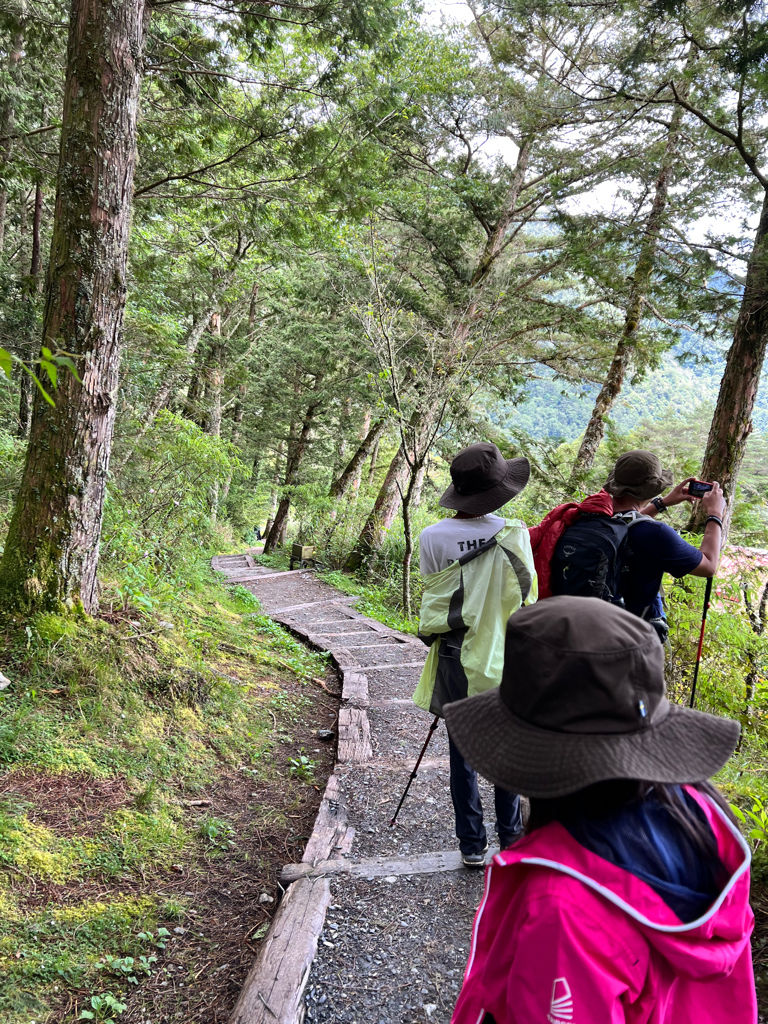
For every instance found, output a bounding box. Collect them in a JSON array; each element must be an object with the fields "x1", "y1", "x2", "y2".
[{"x1": 448, "y1": 735, "x2": 522, "y2": 855}]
